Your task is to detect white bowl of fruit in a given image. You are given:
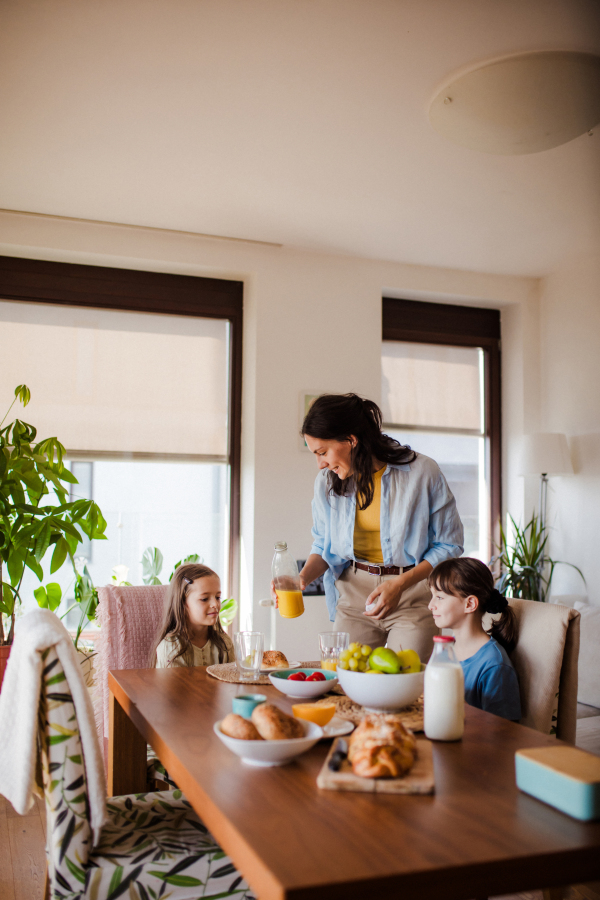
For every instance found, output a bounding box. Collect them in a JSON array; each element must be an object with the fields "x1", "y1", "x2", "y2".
[{"x1": 337, "y1": 644, "x2": 424, "y2": 712}]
